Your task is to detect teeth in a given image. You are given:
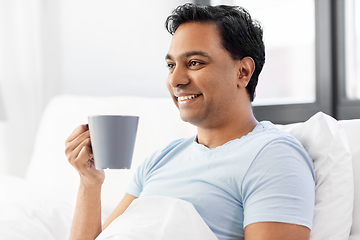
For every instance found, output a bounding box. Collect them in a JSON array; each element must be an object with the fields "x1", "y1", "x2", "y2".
[{"x1": 178, "y1": 94, "x2": 198, "y2": 101}]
